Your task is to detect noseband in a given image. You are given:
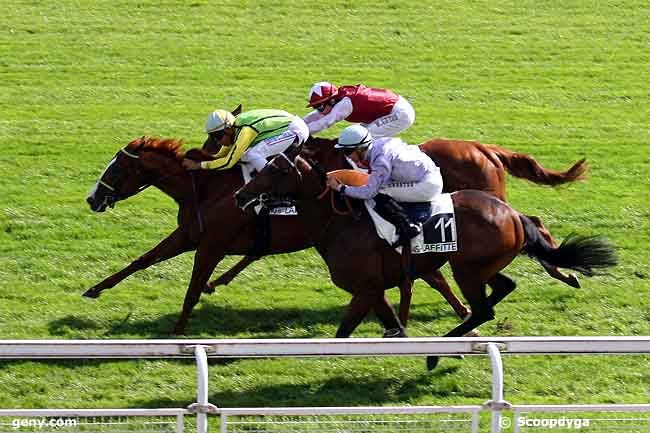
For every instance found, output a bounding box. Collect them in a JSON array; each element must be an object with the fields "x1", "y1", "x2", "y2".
[{"x1": 98, "y1": 148, "x2": 151, "y2": 203}]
